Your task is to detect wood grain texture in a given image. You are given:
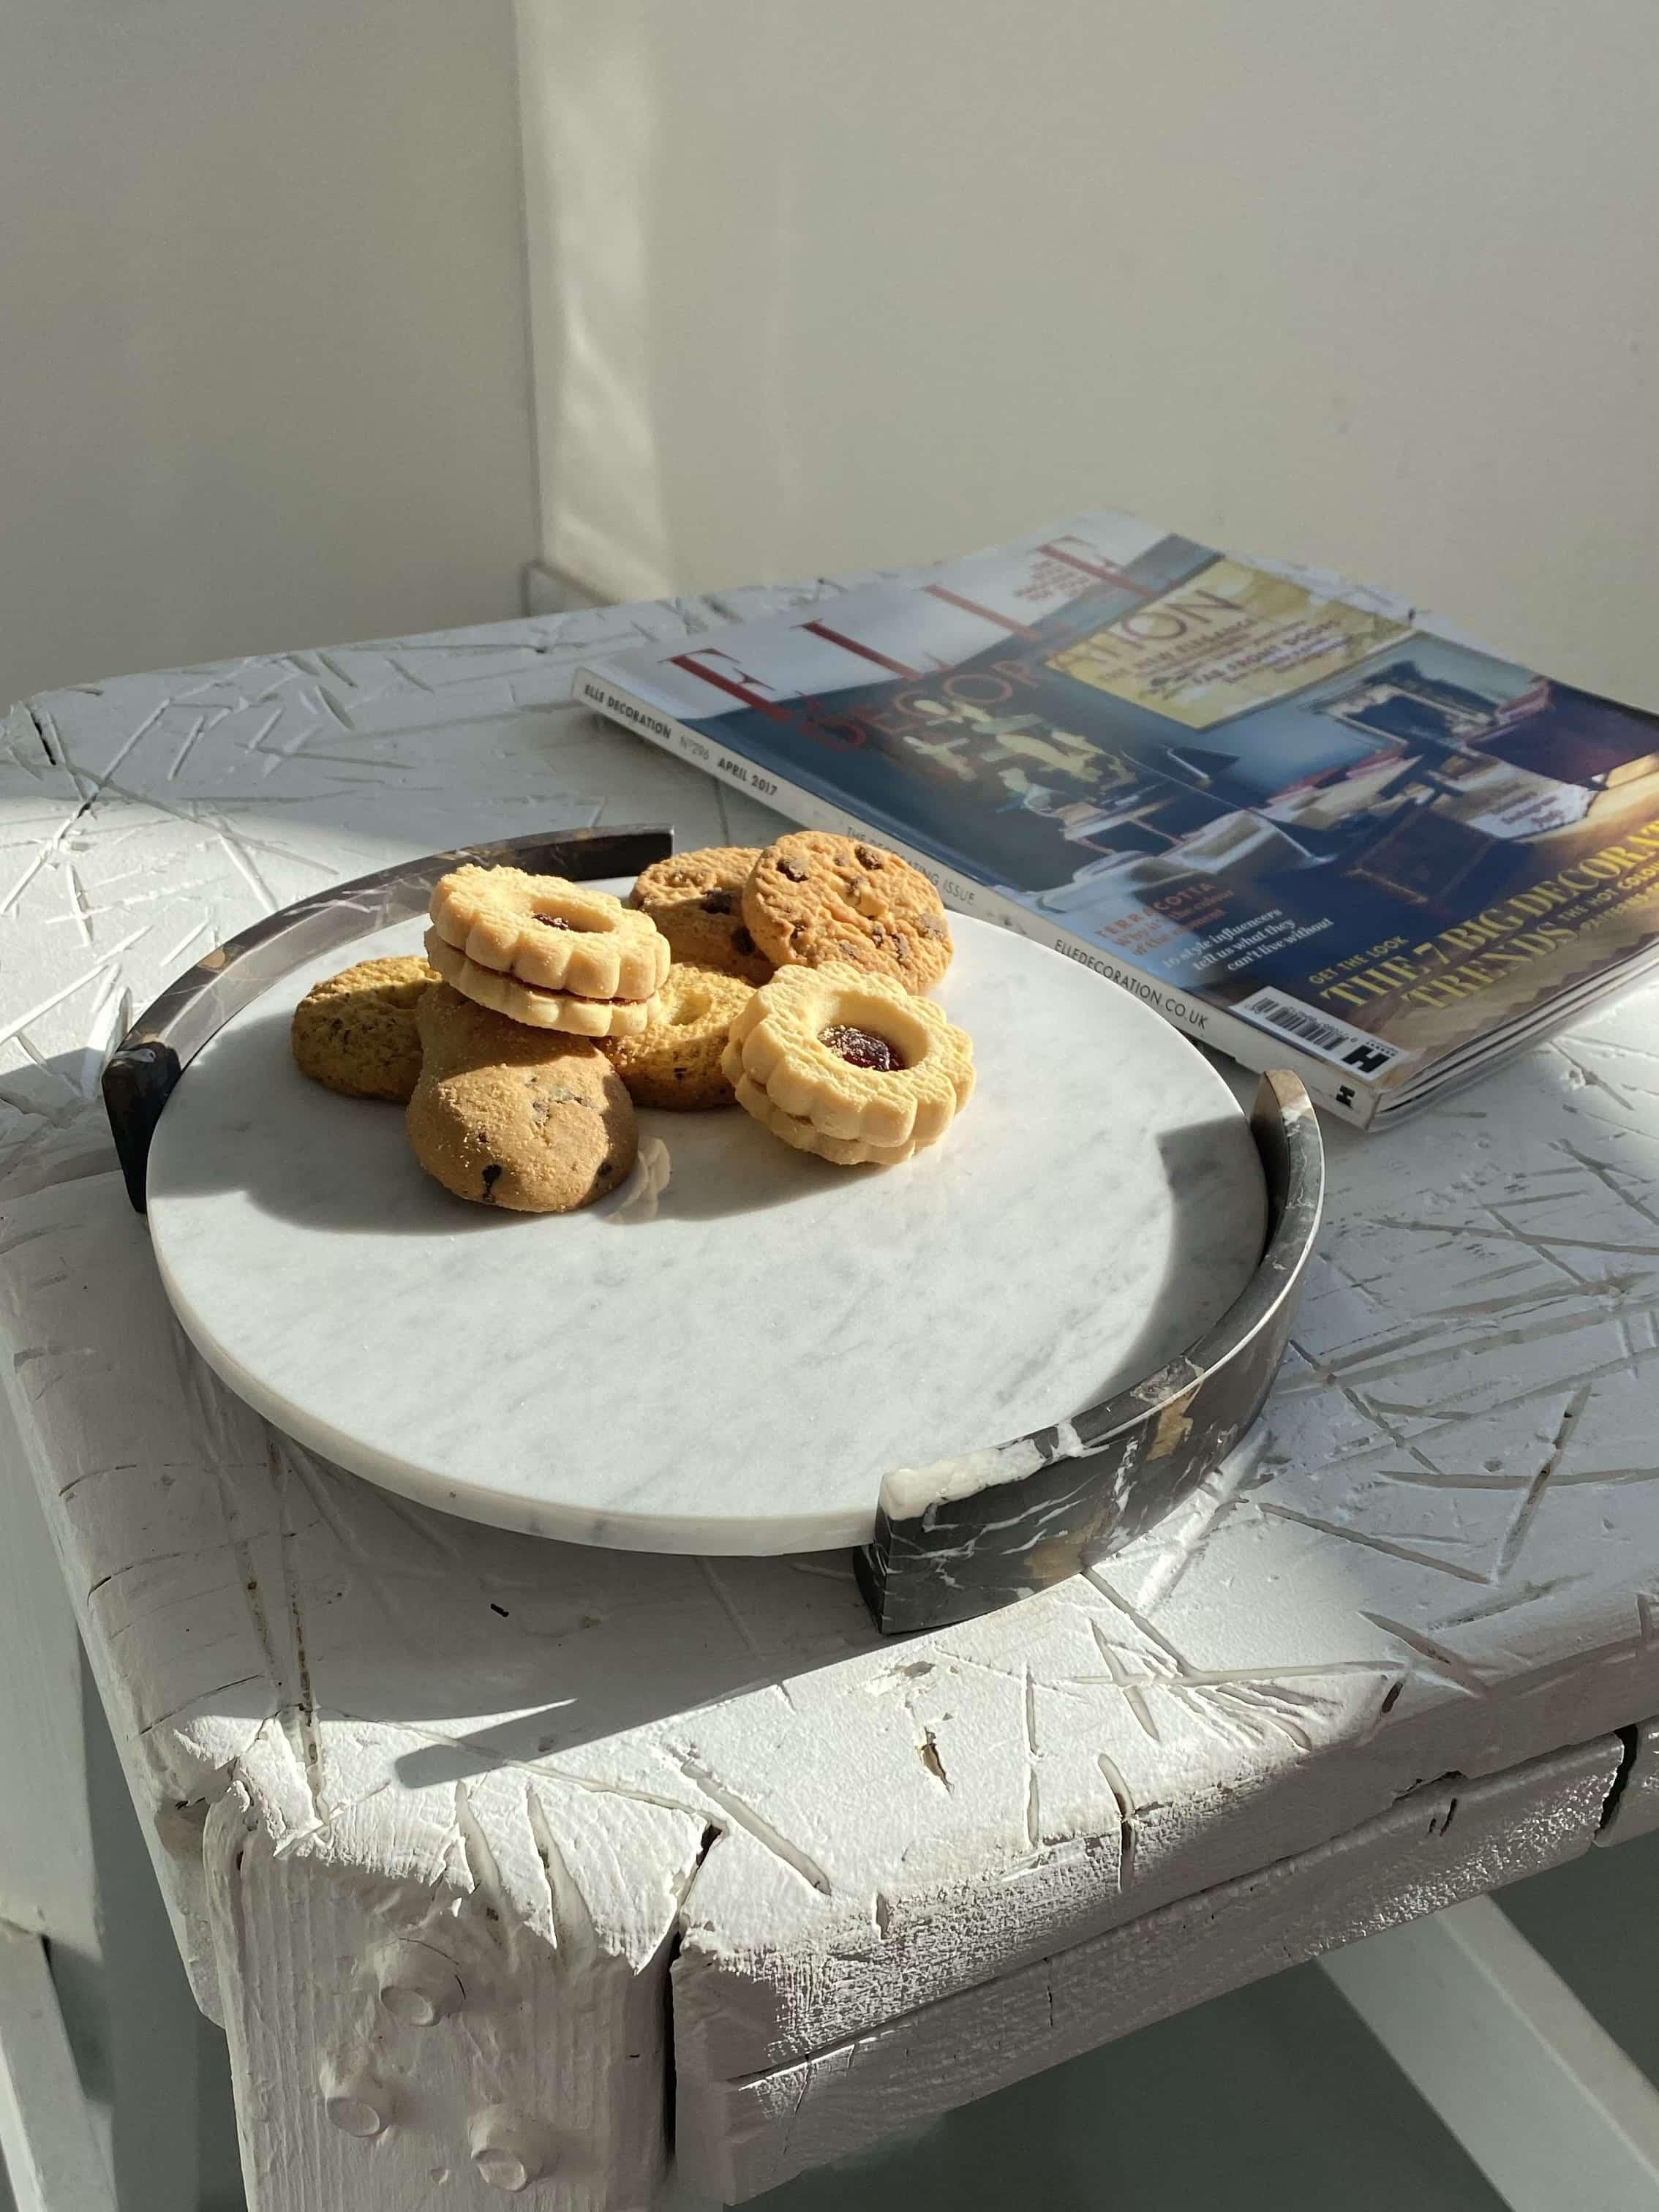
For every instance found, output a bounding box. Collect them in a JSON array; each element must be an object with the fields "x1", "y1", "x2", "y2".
[
  {"x1": 0, "y1": 1390, "x2": 95, "y2": 1951},
  {"x1": 3, "y1": 583, "x2": 1658, "y2": 2202},
  {"x1": 203, "y1": 1769, "x2": 704, "y2": 2210},
  {"x1": 0, "y1": 1249, "x2": 219, "y2": 2211},
  {"x1": 680, "y1": 1738, "x2": 1620, "y2": 2202},
  {"x1": 0, "y1": 1923, "x2": 116, "y2": 2212}
]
